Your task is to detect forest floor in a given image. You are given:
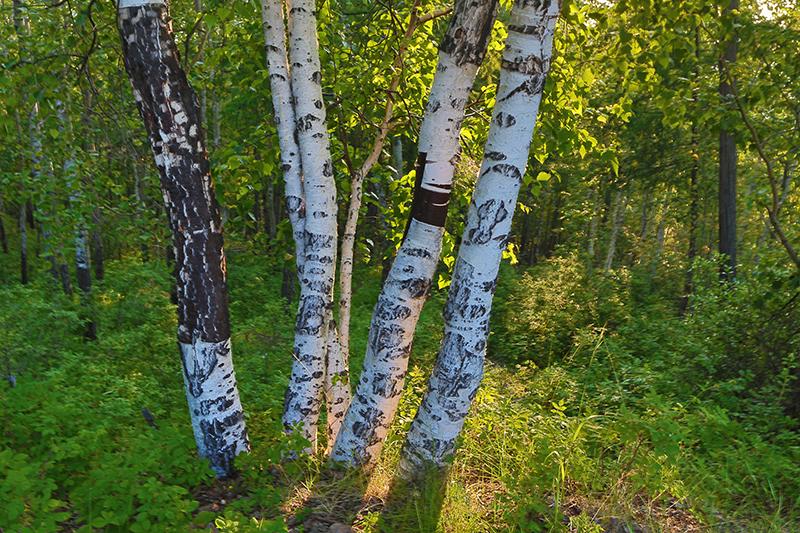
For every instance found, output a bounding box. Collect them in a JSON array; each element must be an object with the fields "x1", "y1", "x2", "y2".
[{"x1": 1, "y1": 249, "x2": 798, "y2": 532}]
